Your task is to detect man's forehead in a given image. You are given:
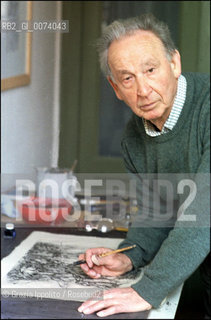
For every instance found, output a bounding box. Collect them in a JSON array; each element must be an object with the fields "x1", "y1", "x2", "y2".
[
  {"x1": 114, "y1": 58, "x2": 159, "y2": 74},
  {"x1": 108, "y1": 30, "x2": 165, "y2": 63},
  {"x1": 108, "y1": 40, "x2": 162, "y2": 73}
]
